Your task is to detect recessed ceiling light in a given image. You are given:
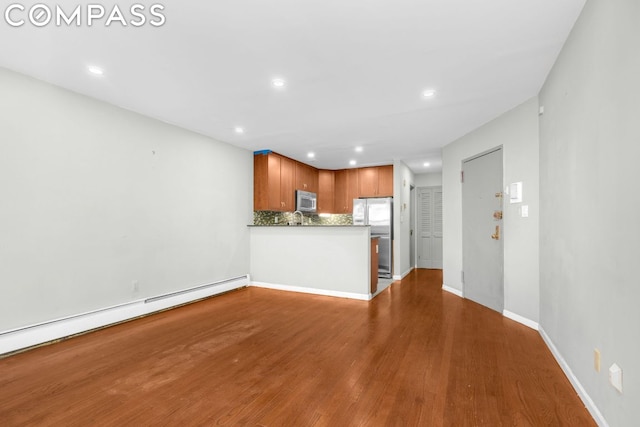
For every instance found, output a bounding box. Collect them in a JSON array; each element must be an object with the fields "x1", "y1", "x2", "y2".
[
  {"x1": 349, "y1": 160, "x2": 357, "y2": 166},
  {"x1": 422, "y1": 89, "x2": 436, "y2": 98},
  {"x1": 272, "y1": 78, "x2": 285, "y2": 88},
  {"x1": 234, "y1": 127, "x2": 244, "y2": 134},
  {"x1": 87, "y1": 65, "x2": 104, "y2": 76},
  {"x1": 424, "y1": 162, "x2": 431, "y2": 167},
  {"x1": 355, "y1": 146, "x2": 363, "y2": 153},
  {"x1": 307, "y1": 152, "x2": 315, "y2": 159}
]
